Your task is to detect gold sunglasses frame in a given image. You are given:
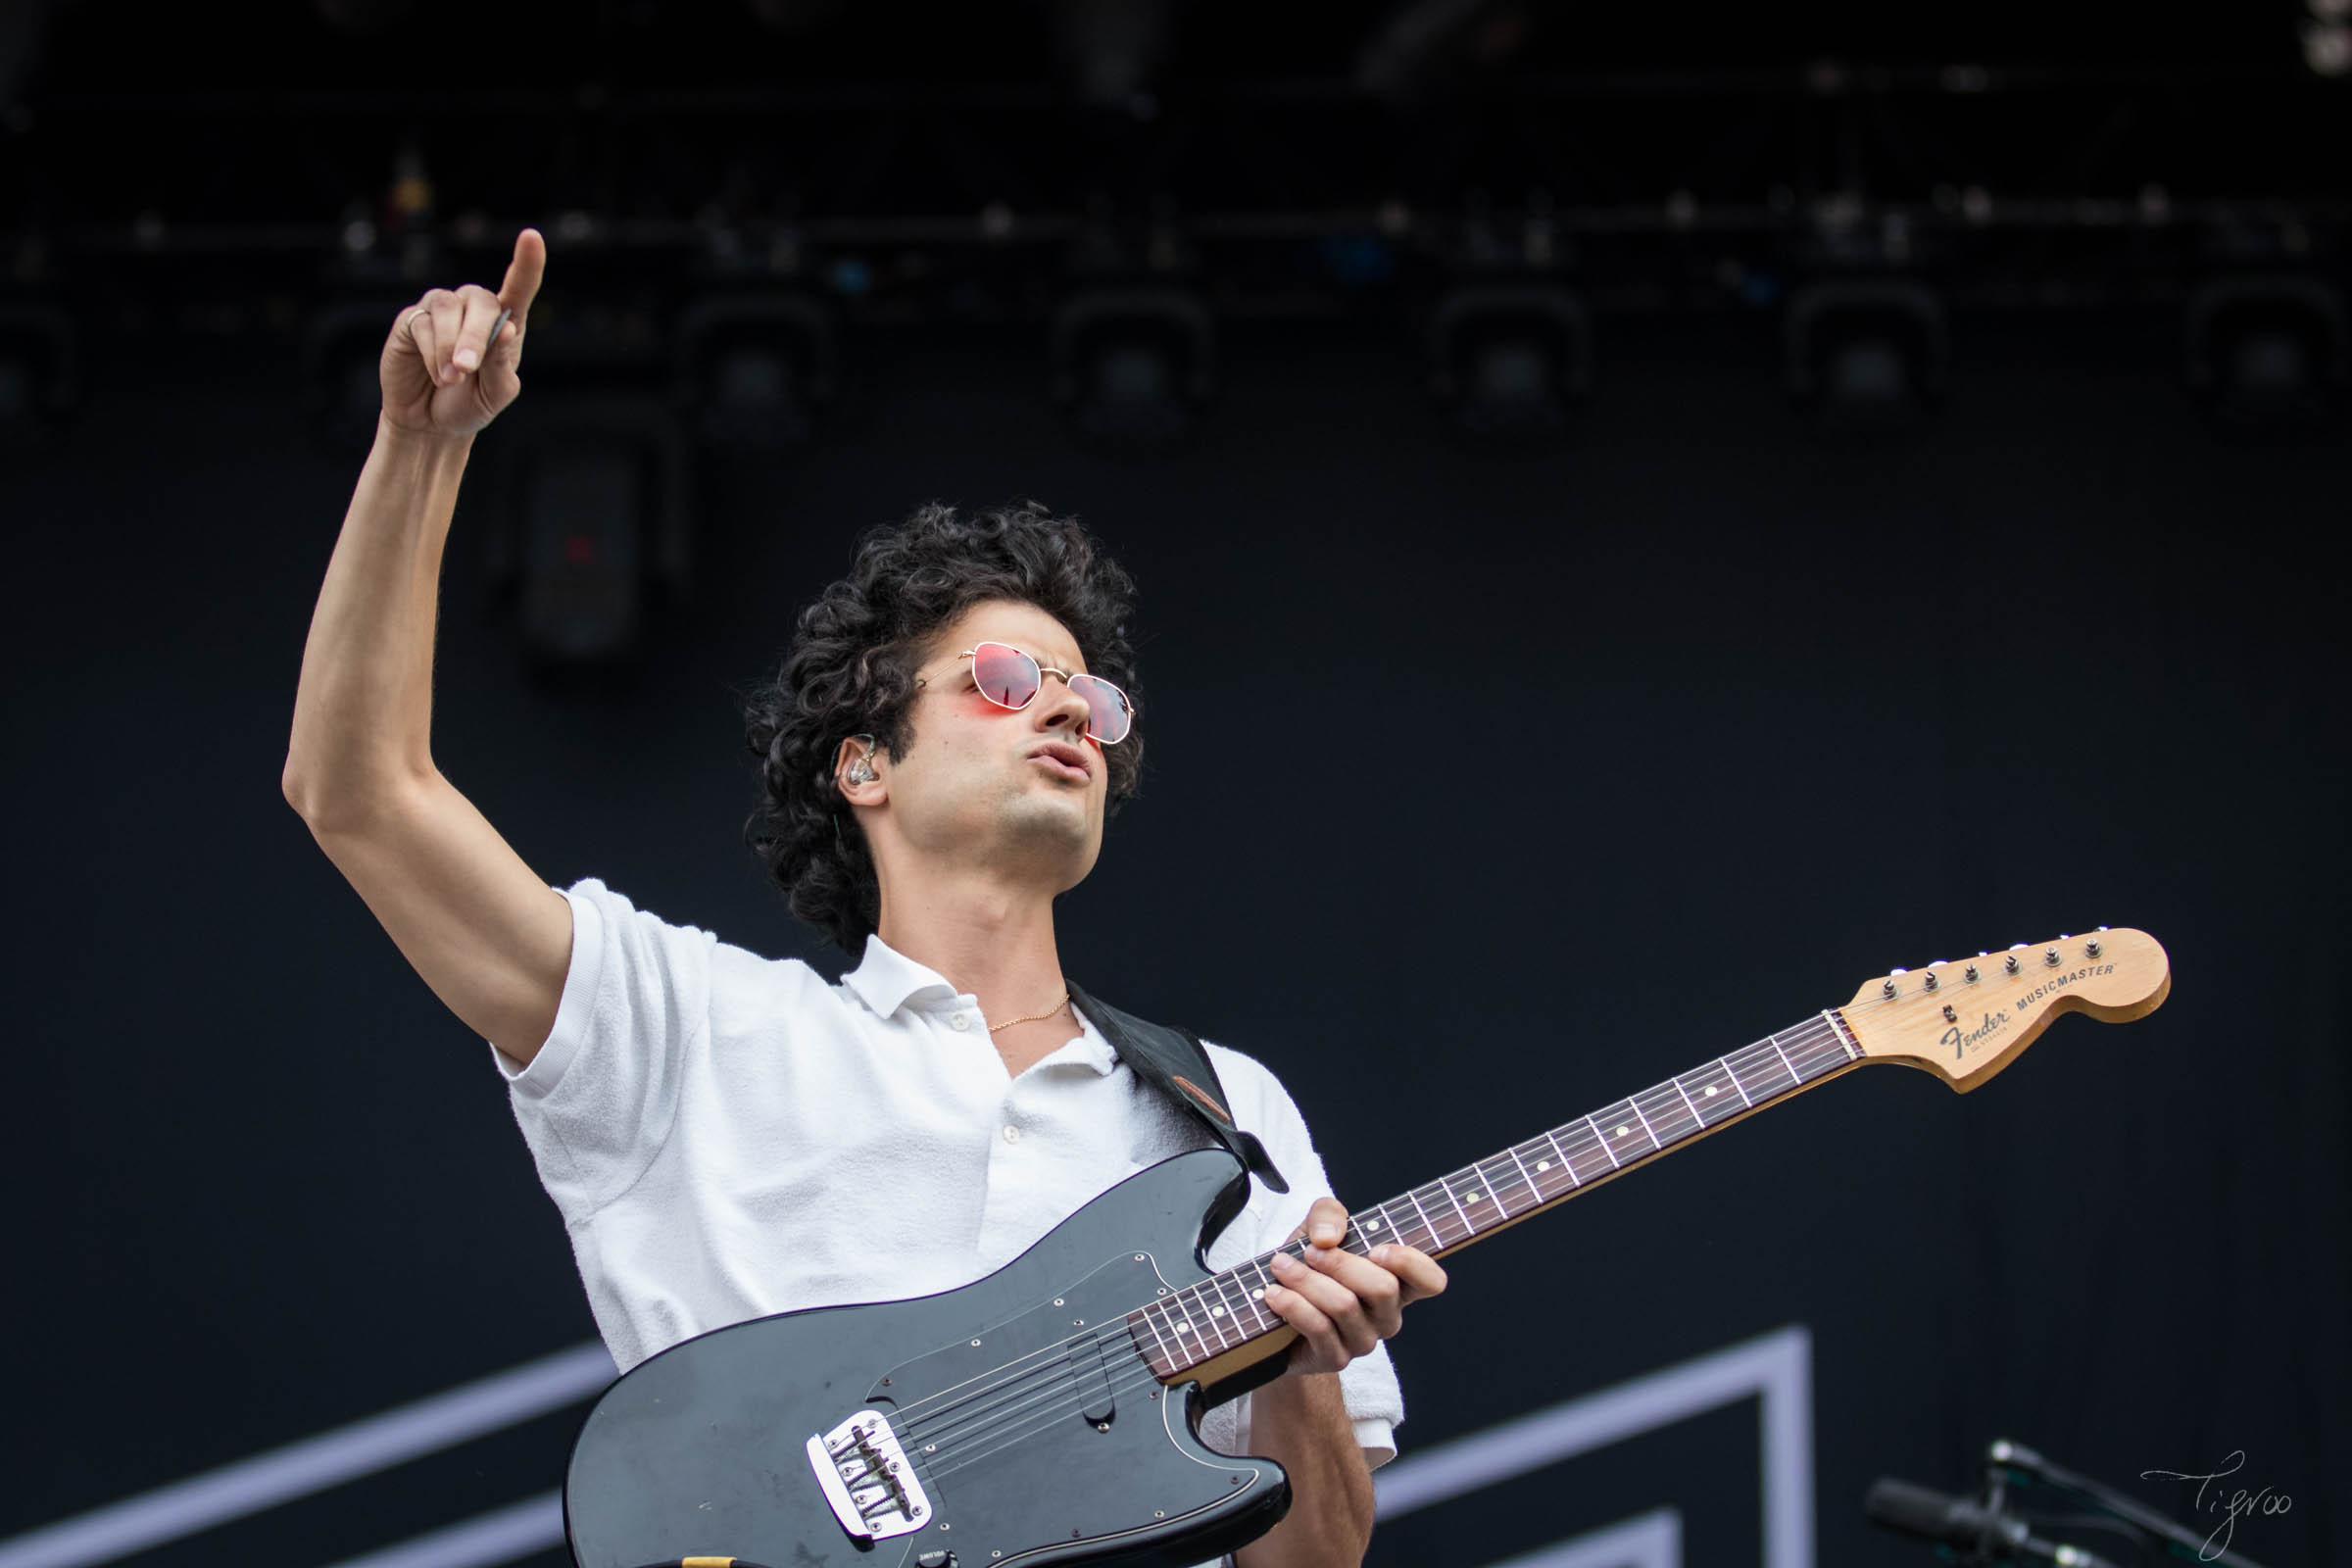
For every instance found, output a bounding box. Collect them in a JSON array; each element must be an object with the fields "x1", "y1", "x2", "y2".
[{"x1": 956, "y1": 641, "x2": 1139, "y2": 745}]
